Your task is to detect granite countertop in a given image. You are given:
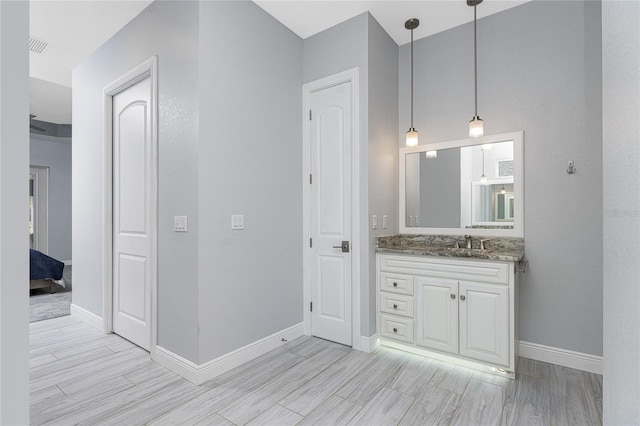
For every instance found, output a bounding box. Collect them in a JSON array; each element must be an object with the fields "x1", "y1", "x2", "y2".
[{"x1": 376, "y1": 234, "x2": 525, "y2": 262}]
